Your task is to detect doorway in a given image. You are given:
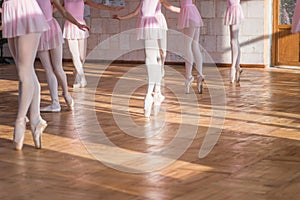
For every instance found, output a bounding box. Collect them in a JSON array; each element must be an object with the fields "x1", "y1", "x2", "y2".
[{"x1": 272, "y1": 0, "x2": 300, "y2": 66}]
